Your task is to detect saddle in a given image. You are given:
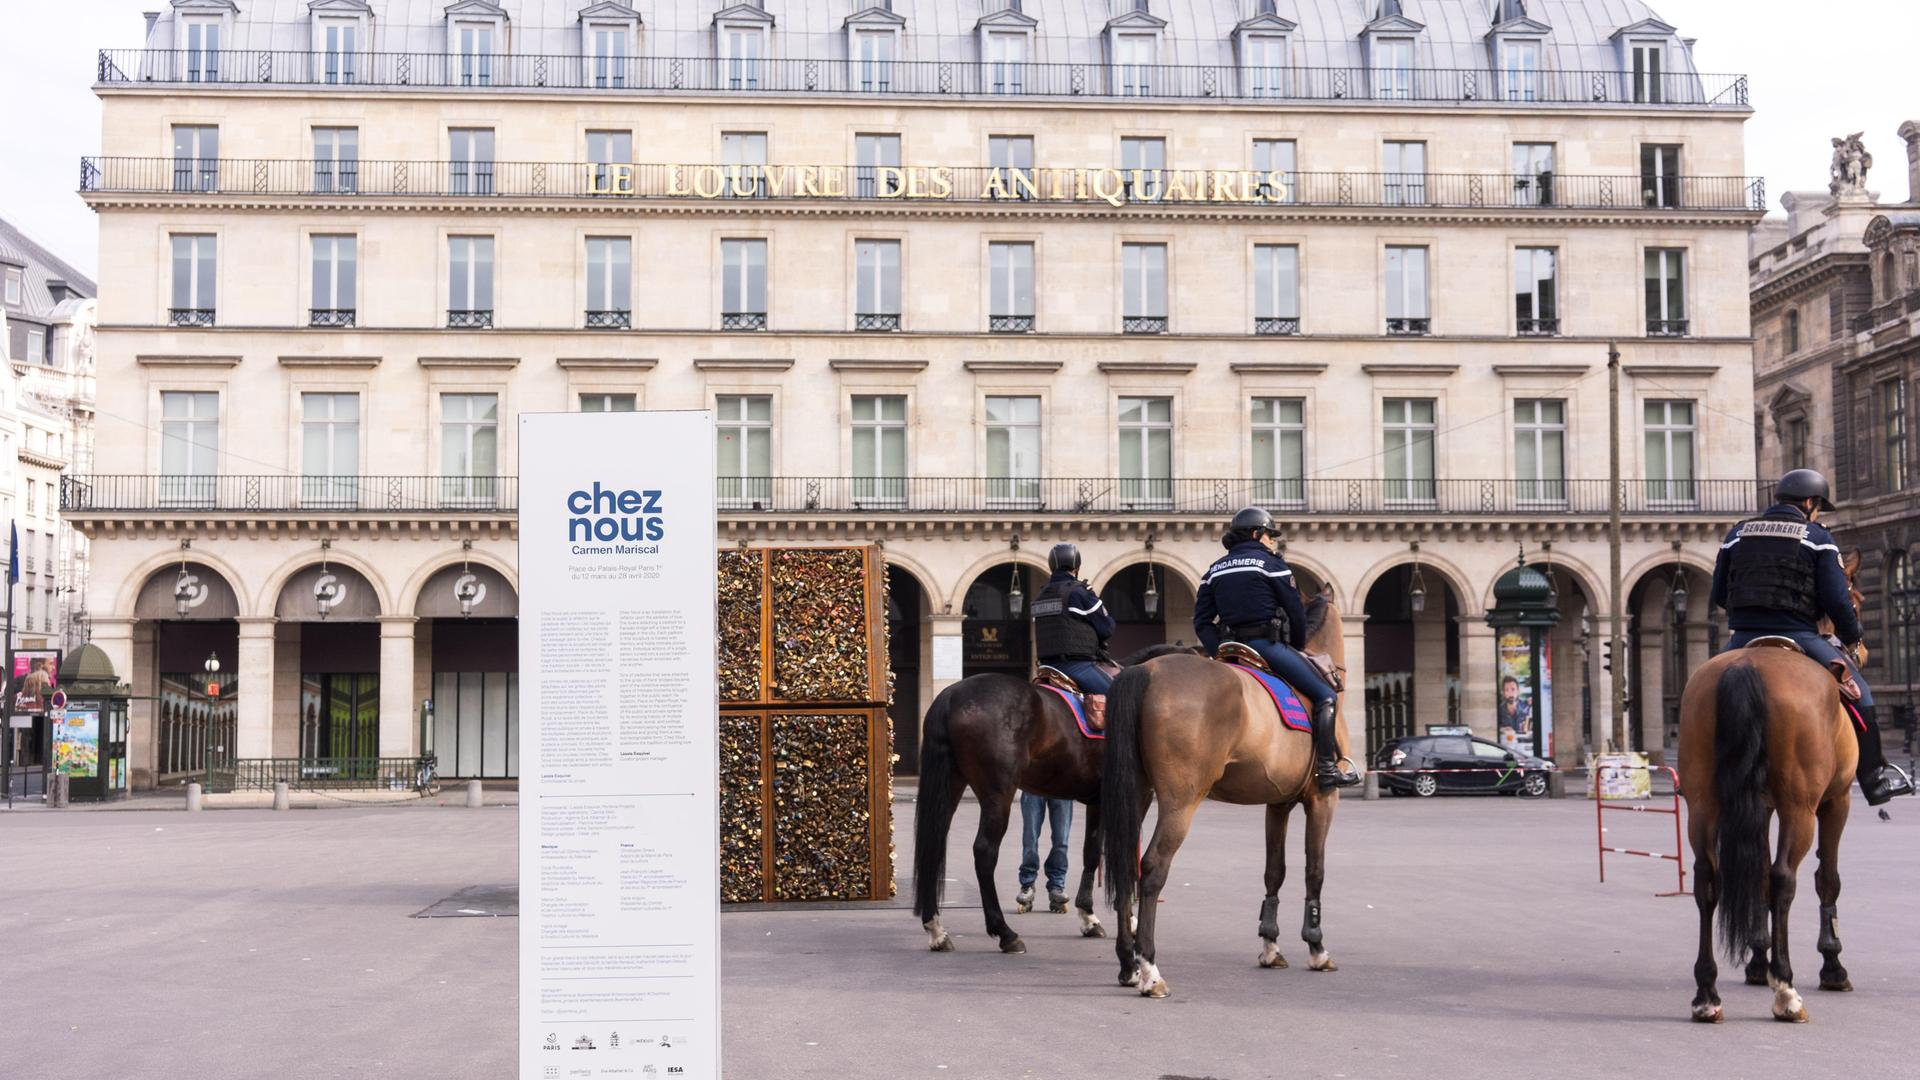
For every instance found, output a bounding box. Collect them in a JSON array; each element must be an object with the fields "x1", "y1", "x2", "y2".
[
  {"x1": 1740, "y1": 637, "x2": 1862, "y2": 702},
  {"x1": 1033, "y1": 665, "x2": 1110, "y2": 736},
  {"x1": 1217, "y1": 642, "x2": 1345, "y2": 692},
  {"x1": 1034, "y1": 665, "x2": 1078, "y2": 694}
]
